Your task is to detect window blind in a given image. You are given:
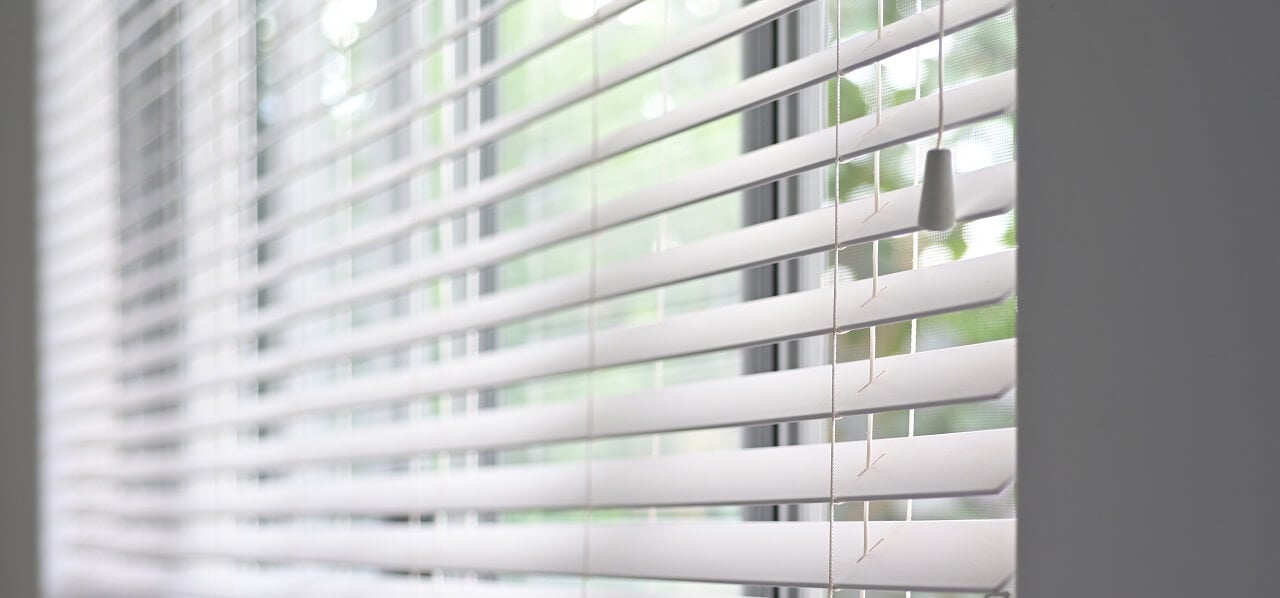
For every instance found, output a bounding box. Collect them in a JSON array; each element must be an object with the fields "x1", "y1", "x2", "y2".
[{"x1": 36, "y1": 0, "x2": 1018, "y2": 596}]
